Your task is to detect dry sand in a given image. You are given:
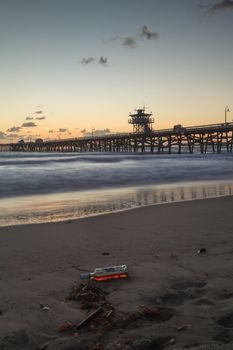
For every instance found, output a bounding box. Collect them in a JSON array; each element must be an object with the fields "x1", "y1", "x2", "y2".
[{"x1": 1, "y1": 196, "x2": 233, "y2": 350}]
